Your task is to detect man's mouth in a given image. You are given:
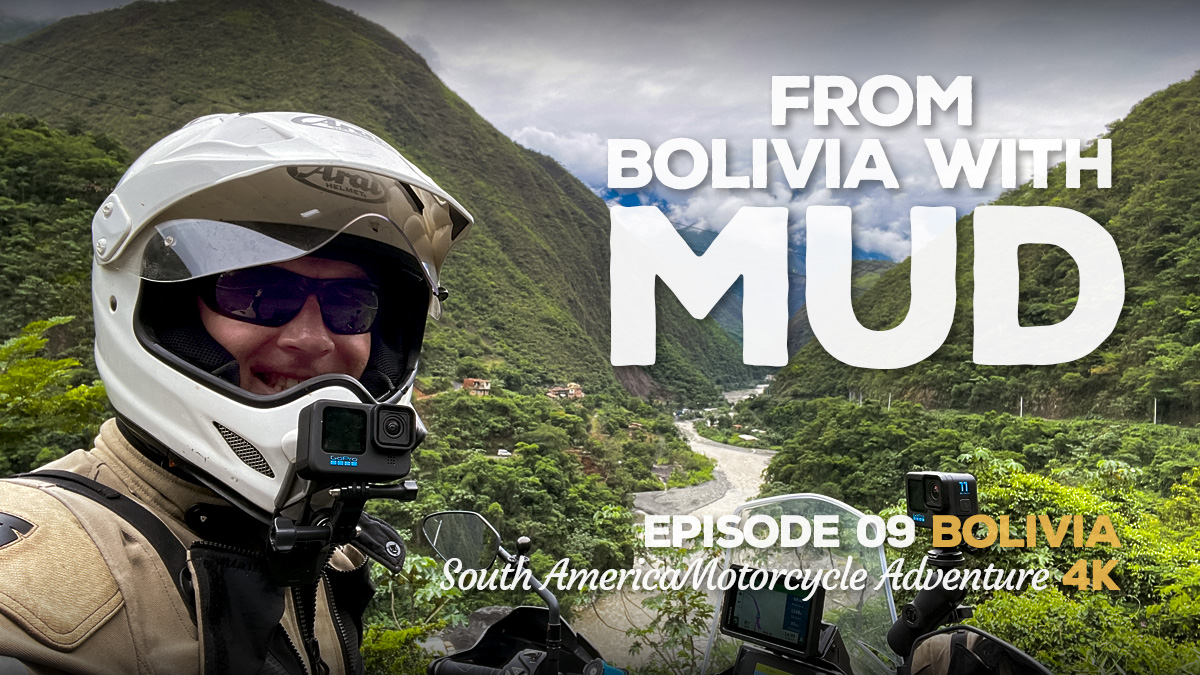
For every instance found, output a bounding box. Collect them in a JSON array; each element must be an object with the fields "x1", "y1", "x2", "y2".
[{"x1": 251, "y1": 370, "x2": 308, "y2": 394}]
